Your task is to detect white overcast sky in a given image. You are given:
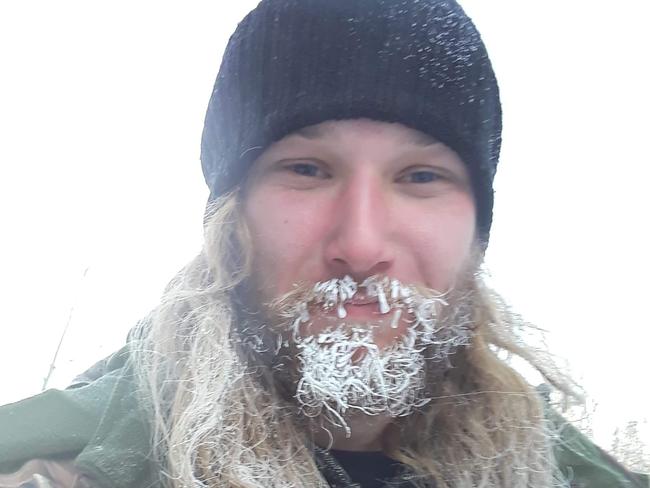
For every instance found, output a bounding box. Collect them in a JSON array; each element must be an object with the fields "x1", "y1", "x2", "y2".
[{"x1": 0, "y1": 1, "x2": 648, "y2": 449}]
